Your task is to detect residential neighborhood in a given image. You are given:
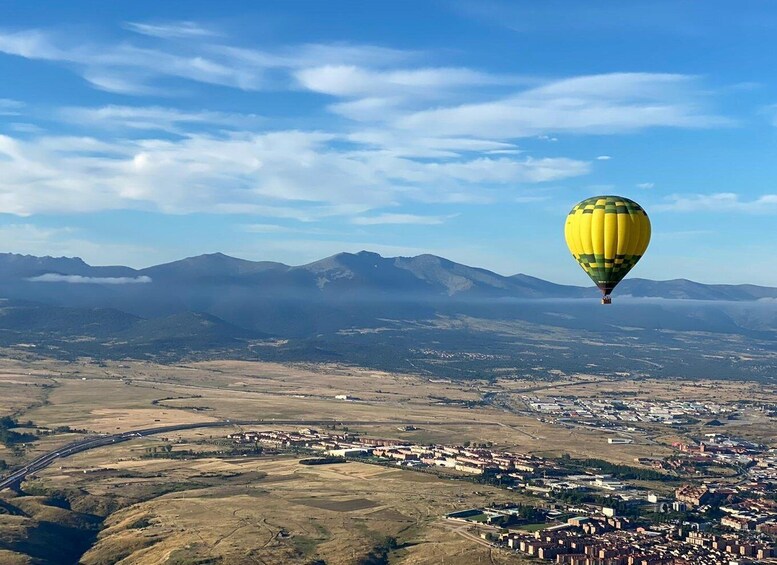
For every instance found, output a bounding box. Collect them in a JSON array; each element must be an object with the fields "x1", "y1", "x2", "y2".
[{"x1": 228, "y1": 428, "x2": 777, "y2": 563}]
